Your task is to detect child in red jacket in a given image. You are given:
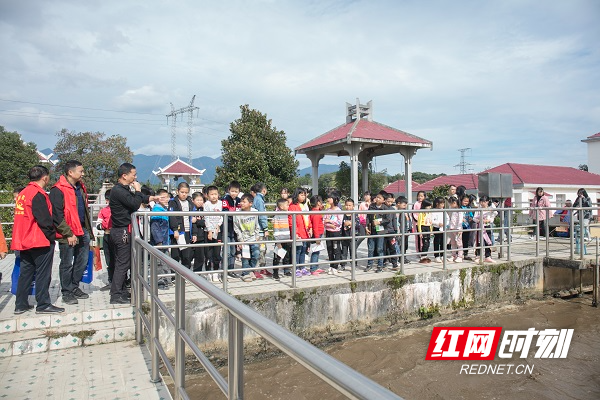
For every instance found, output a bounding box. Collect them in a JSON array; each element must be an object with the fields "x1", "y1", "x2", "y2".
[
  {"x1": 288, "y1": 188, "x2": 312, "y2": 276},
  {"x1": 309, "y1": 195, "x2": 325, "y2": 275}
]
